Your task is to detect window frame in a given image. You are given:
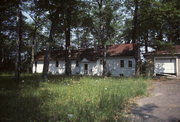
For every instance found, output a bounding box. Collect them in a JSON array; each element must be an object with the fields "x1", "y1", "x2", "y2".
[
  {"x1": 84, "y1": 64, "x2": 88, "y2": 70},
  {"x1": 76, "y1": 60, "x2": 79, "y2": 67},
  {"x1": 100, "y1": 59, "x2": 103, "y2": 64},
  {"x1": 120, "y1": 60, "x2": 124, "y2": 68},
  {"x1": 35, "y1": 61, "x2": 37, "y2": 67},
  {"x1": 128, "y1": 60, "x2": 132, "y2": 68},
  {"x1": 56, "y1": 60, "x2": 59, "y2": 67}
]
